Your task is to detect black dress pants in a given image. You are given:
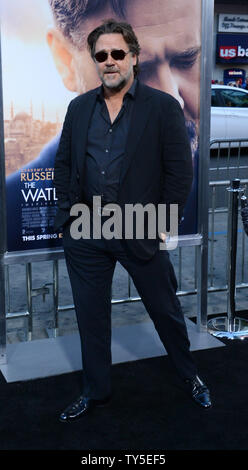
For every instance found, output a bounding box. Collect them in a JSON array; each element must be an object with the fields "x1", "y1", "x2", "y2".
[{"x1": 62, "y1": 218, "x2": 197, "y2": 400}]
